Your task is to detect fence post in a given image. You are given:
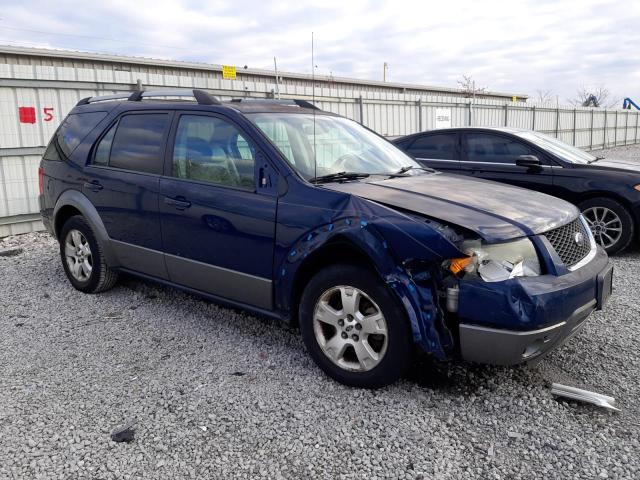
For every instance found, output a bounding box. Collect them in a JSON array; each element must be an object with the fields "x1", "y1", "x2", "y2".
[
  {"x1": 589, "y1": 109, "x2": 594, "y2": 150},
  {"x1": 555, "y1": 106, "x2": 560, "y2": 138},
  {"x1": 358, "y1": 95, "x2": 364, "y2": 125},
  {"x1": 636, "y1": 112, "x2": 639, "y2": 144},
  {"x1": 468, "y1": 101, "x2": 473, "y2": 126},
  {"x1": 572, "y1": 108, "x2": 577, "y2": 146},
  {"x1": 417, "y1": 98, "x2": 422, "y2": 132},
  {"x1": 603, "y1": 110, "x2": 608, "y2": 149},
  {"x1": 532, "y1": 105, "x2": 536, "y2": 131},
  {"x1": 624, "y1": 111, "x2": 629, "y2": 145},
  {"x1": 614, "y1": 110, "x2": 618, "y2": 146},
  {"x1": 504, "y1": 103, "x2": 509, "y2": 127}
]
